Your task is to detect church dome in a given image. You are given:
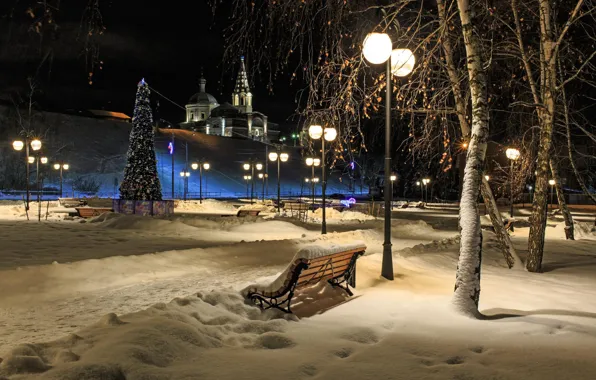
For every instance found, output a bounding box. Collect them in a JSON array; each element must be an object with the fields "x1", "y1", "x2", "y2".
[
  {"x1": 211, "y1": 102, "x2": 241, "y2": 118},
  {"x1": 188, "y1": 91, "x2": 218, "y2": 105}
]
